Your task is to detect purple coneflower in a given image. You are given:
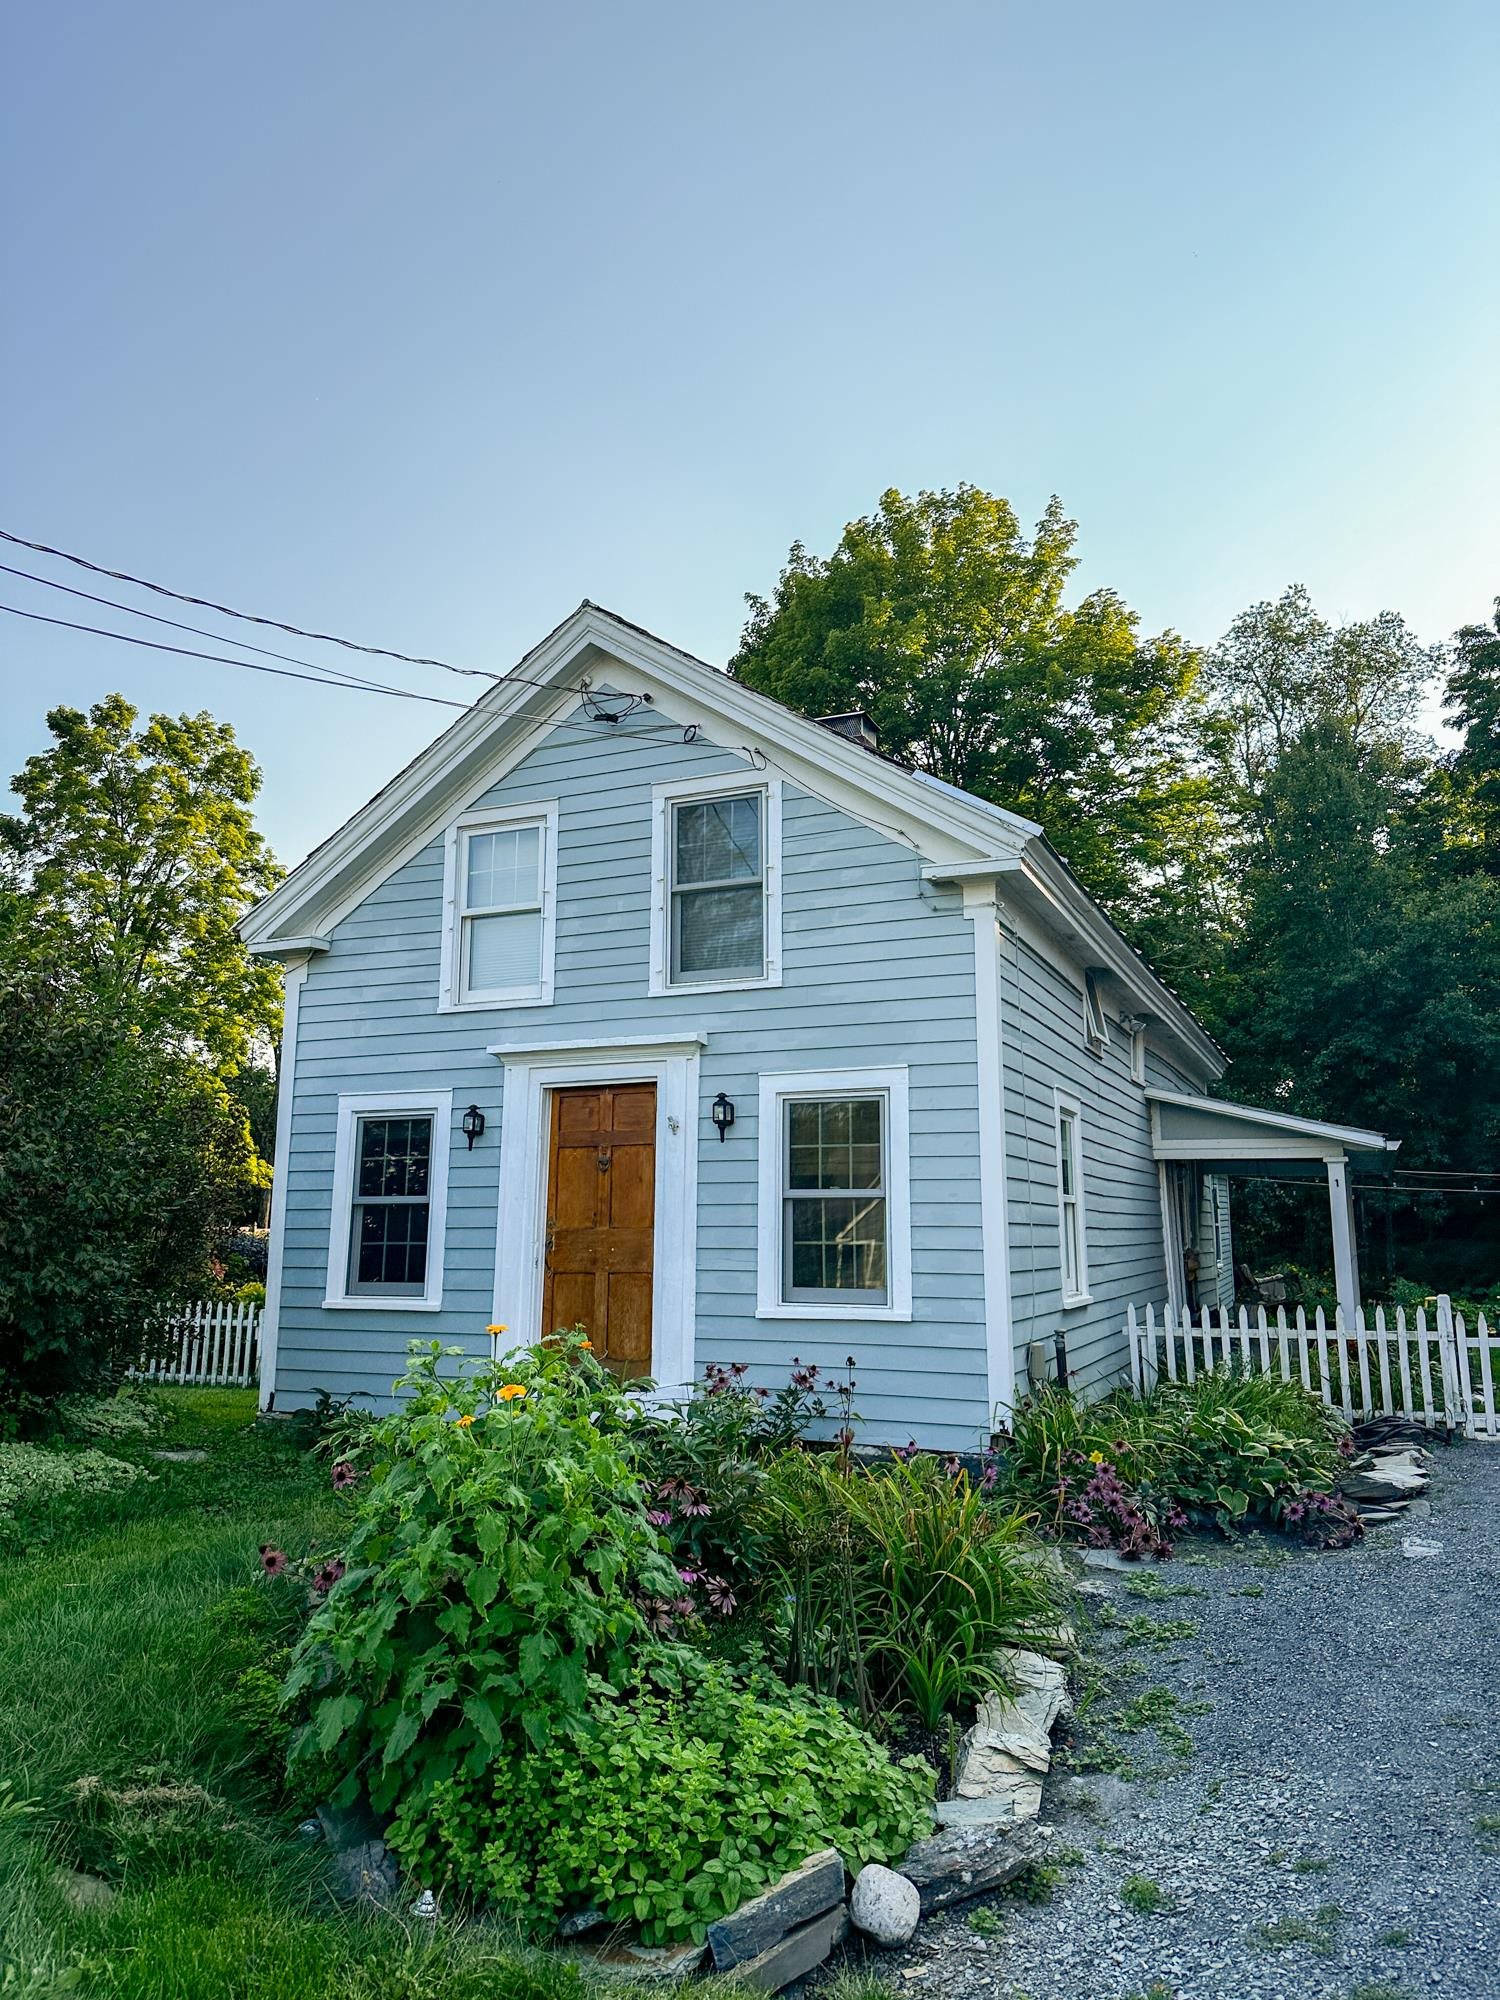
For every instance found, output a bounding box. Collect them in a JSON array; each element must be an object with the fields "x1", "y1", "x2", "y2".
[
  {"x1": 312, "y1": 1559, "x2": 346, "y2": 1594},
  {"x1": 259, "y1": 1545, "x2": 288, "y2": 1577},
  {"x1": 331, "y1": 1461, "x2": 359, "y2": 1490}
]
